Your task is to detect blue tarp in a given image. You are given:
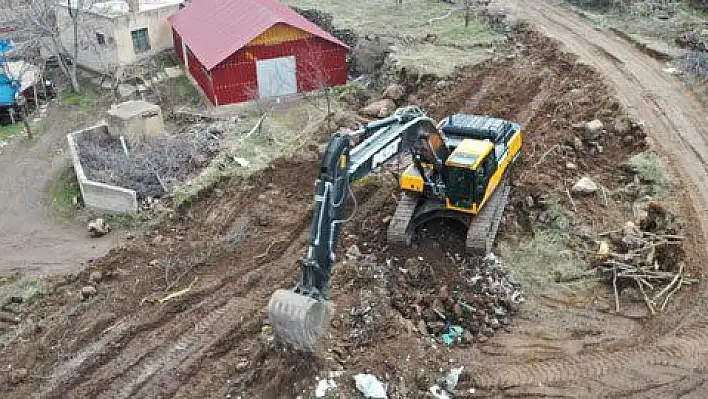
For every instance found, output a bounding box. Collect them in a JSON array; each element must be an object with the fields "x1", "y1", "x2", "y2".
[{"x1": 0, "y1": 39, "x2": 19, "y2": 106}]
